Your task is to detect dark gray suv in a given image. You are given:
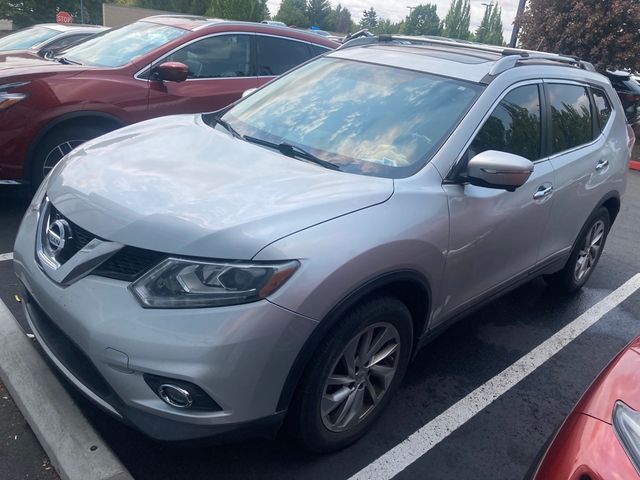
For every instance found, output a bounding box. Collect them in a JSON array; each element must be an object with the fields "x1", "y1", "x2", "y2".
[{"x1": 14, "y1": 36, "x2": 632, "y2": 452}]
